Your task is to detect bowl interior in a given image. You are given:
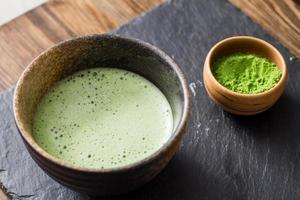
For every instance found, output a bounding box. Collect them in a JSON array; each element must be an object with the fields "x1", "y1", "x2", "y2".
[
  {"x1": 15, "y1": 35, "x2": 186, "y2": 154},
  {"x1": 208, "y1": 37, "x2": 286, "y2": 73}
]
